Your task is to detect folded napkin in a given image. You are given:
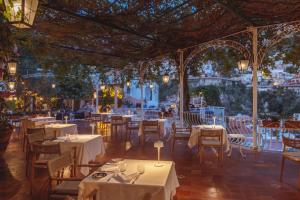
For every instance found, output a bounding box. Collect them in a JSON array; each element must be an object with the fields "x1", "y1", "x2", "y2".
[
  {"x1": 118, "y1": 172, "x2": 138, "y2": 183},
  {"x1": 100, "y1": 165, "x2": 119, "y2": 172}
]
